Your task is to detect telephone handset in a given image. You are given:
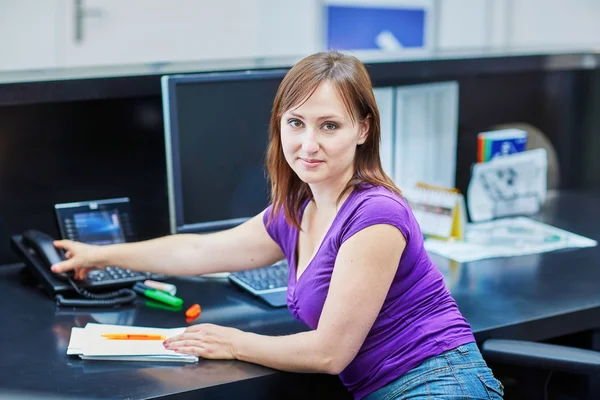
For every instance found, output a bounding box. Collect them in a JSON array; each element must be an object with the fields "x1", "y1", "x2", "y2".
[
  {"x1": 14, "y1": 229, "x2": 136, "y2": 308},
  {"x1": 22, "y1": 230, "x2": 73, "y2": 281}
]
